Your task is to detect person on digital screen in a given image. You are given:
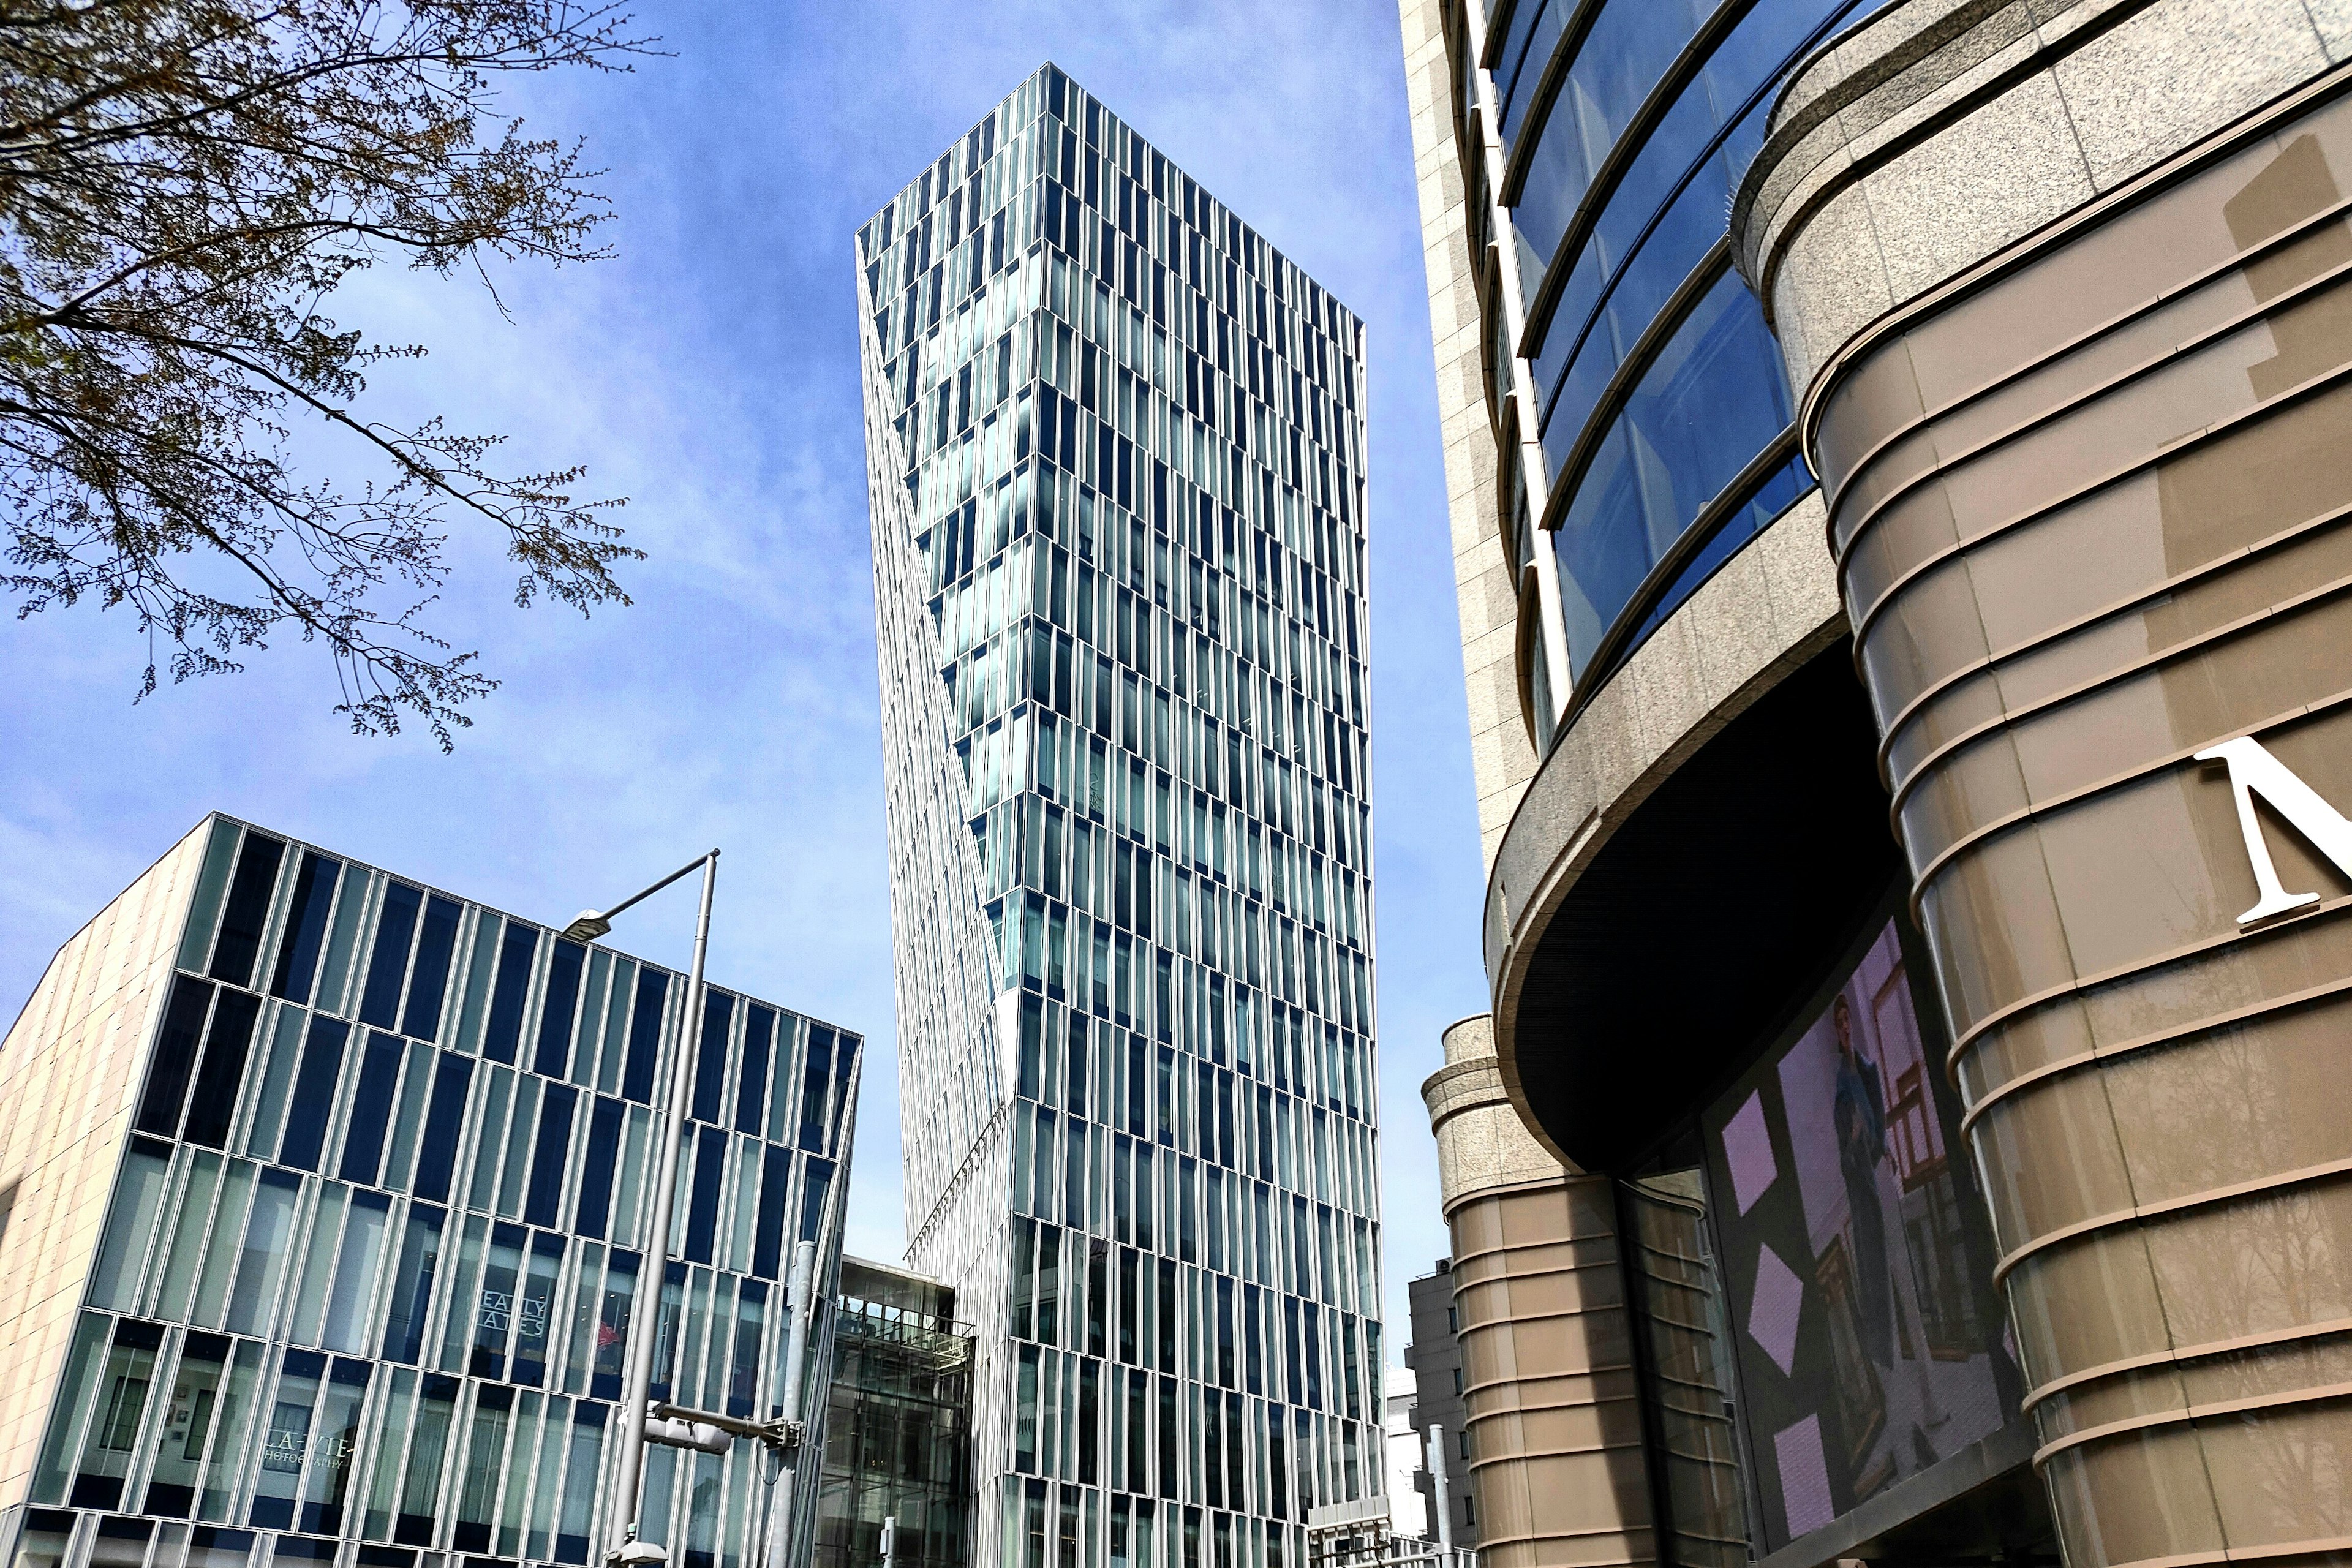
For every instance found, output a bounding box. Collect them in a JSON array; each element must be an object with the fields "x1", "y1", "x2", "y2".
[{"x1": 1831, "y1": 993, "x2": 1896, "y2": 1371}]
